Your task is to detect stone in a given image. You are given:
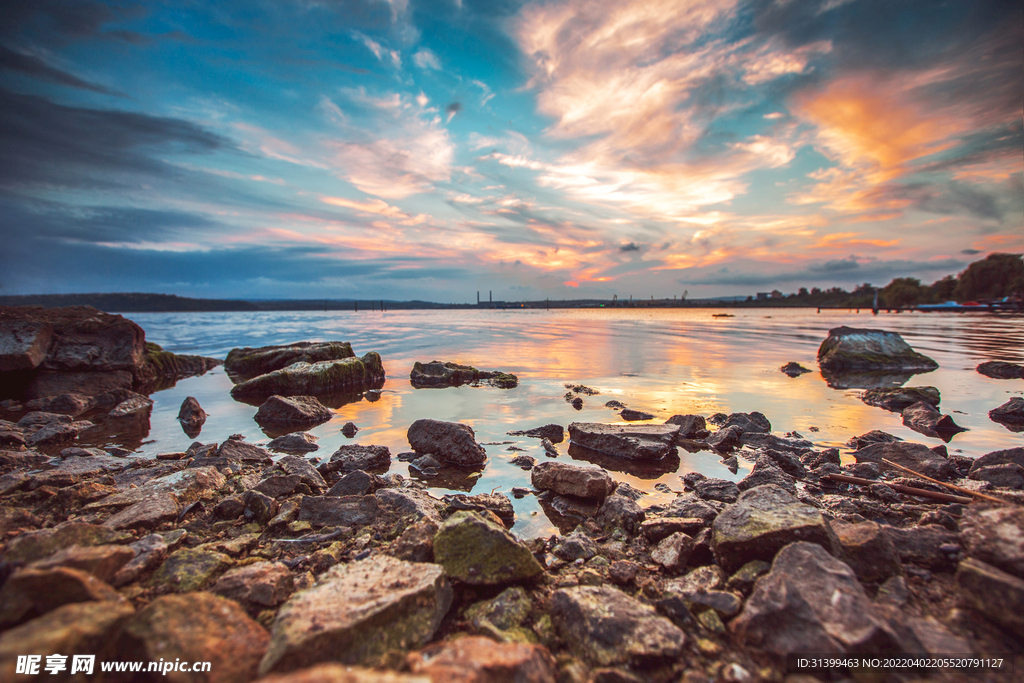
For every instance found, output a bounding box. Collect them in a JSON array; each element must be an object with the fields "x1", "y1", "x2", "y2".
[
  {"x1": 530, "y1": 461, "x2": 616, "y2": 500},
  {"x1": 970, "y1": 463, "x2": 1024, "y2": 489},
  {"x1": 726, "y1": 560, "x2": 771, "y2": 593},
  {"x1": 508, "y1": 424, "x2": 565, "y2": 442},
  {"x1": 681, "y1": 590, "x2": 742, "y2": 619},
  {"x1": 738, "y1": 455, "x2": 796, "y2": 494},
  {"x1": 409, "y1": 360, "x2": 513, "y2": 387},
  {"x1": 990, "y1": 397, "x2": 1024, "y2": 429},
  {"x1": 641, "y1": 517, "x2": 704, "y2": 543},
  {"x1": 883, "y1": 525, "x2": 959, "y2": 570},
  {"x1": 511, "y1": 454, "x2": 537, "y2": 469},
  {"x1": 259, "y1": 555, "x2": 451, "y2": 674},
  {"x1": 719, "y1": 412, "x2": 771, "y2": 434},
  {"x1": 443, "y1": 492, "x2": 515, "y2": 528},
  {"x1": 110, "y1": 592, "x2": 269, "y2": 683},
  {"x1": 817, "y1": 326, "x2": 938, "y2": 374},
  {"x1": 433, "y1": 511, "x2": 543, "y2": 585},
  {"x1": 594, "y1": 493, "x2": 645, "y2": 534},
  {"x1": 407, "y1": 636, "x2": 556, "y2": 683},
  {"x1": 969, "y1": 446, "x2": 1024, "y2": 474},
  {"x1": 112, "y1": 534, "x2": 169, "y2": 587},
  {"x1": 327, "y1": 470, "x2": 387, "y2": 496},
  {"x1": 0, "y1": 318, "x2": 53, "y2": 372},
  {"x1": 846, "y1": 430, "x2": 902, "y2": 450},
  {"x1": 0, "y1": 566, "x2": 124, "y2": 628},
  {"x1": 666, "y1": 565, "x2": 726, "y2": 594},
  {"x1": 552, "y1": 530, "x2": 599, "y2": 562},
  {"x1": 225, "y1": 341, "x2": 355, "y2": 379},
  {"x1": 26, "y1": 420, "x2": 81, "y2": 448},
  {"x1": 177, "y1": 395, "x2": 206, "y2": 437},
  {"x1": 260, "y1": 665, "x2": 428, "y2": 683},
  {"x1": 619, "y1": 408, "x2": 654, "y2": 421},
  {"x1": 732, "y1": 542, "x2": 895, "y2": 655},
  {"x1": 955, "y1": 558, "x2": 1024, "y2": 637},
  {"x1": 255, "y1": 395, "x2": 333, "y2": 431},
  {"x1": 386, "y1": 519, "x2": 439, "y2": 563},
  {"x1": 706, "y1": 426, "x2": 742, "y2": 450},
  {"x1": 664, "y1": 414, "x2": 709, "y2": 439},
  {"x1": 465, "y1": 586, "x2": 532, "y2": 634},
  {"x1": 29, "y1": 544, "x2": 135, "y2": 583},
  {"x1": 407, "y1": 419, "x2": 487, "y2": 466},
  {"x1": 831, "y1": 520, "x2": 902, "y2": 583},
  {"x1": 549, "y1": 585, "x2": 686, "y2": 666},
  {"x1": 376, "y1": 487, "x2": 446, "y2": 523},
  {"x1": 218, "y1": 437, "x2": 275, "y2": 464},
  {"x1": 268, "y1": 432, "x2": 319, "y2": 453},
  {"x1": 341, "y1": 421, "x2": 359, "y2": 437},
  {"x1": 109, "y1": 393, "x2": 153, "y2": 417},
  {"x1": 27, "y1": 369, "x2": 135, "y2": 399},
  {"x1": 739, "y1": 431, "x2": 815, "y2": 453},
  {"x1": 862, "y1": 386, "x2": 941, "y2": 412},
  {"x1": 3, "y1": 523, "x2": 131, "y2": 563},
  {"x1": 299, "y1": 495, "x2": 379, "y2": 527},
  {"x1": 780, "y1": 362, "x2": 812, "y2": 377},
  {"x1": 901, "y1": 401, "x2": 967, "y2": 438},
  {"x1": 712, "y1": 485, "x2": 839, "y2": 573},
  {"x1": 651, "y1": 532, "x2": 694, "y2": 573},
  {"x1": 211, "y1": 561, "x2": 295, "y2": 611},
  {"x1": 568, "y1": 422, "x2": 678, "y2": 460},
  {"x1": 959, "y1": 505, "x2": 1024, "y2": 576},
  {"x1": 692, "y1": 477, "x2": 739, "y2": 503},
  {"x1": 150, "y1": 548, "x2": 233, "y2": 592},
  {"x1": 323, "y1": 444, "x2": 392, "y2": 474},
  {"x1": 102, "y1": 492, "x2": 181, "y2": 530},
  {"x1": 977, "y1": 361, "x2": 1024, "y2": 380},
  {"x1": 230, "y1": 353, "x2": 386, "y2": 399},
  {"x1": 277, "y1": 454, "x2": 328, "y2": 493},
  {"x1": 853, "y1": 441, "x2": 956, "y2": 480},
  {"x1": 24, "y1": 392, "x2": 92, "y2": 416}
]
